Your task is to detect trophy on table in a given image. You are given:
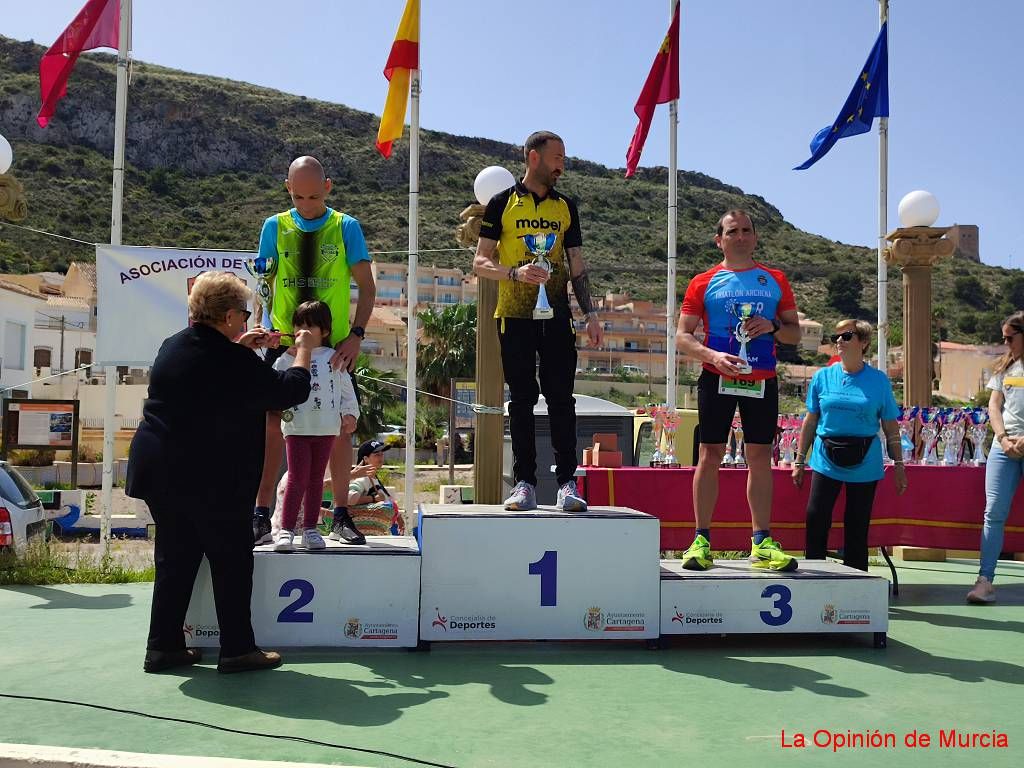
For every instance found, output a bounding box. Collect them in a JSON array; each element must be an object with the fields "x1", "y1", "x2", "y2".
[
  {"x1": 663, "y1": 409, "x2": 681, "y2": 467},
  {"x1": 721, "y1": 418, "x2": 736, "y2": 466},
  {"x1": 522, "y1": 233, "x2": 556, "y2": 320},
  {"x1": 940, "y1": 408, "x2": 966, "y2": 466},
  {"x1": 778, "y1": 414, "x2": 799, "y2": 467},
  {"x1": 729, "y1": 302, "x2": 756, "y2": 375},
  {"x1": 244, "y1": 255, "x2": 277, "y2": 328},
  {"x1": 968, "y1": 407, "x2": 990, "y2": 466},
  {"x1": 897, "y1": 405, "x2": 918, "y2": 464},
  {"x1": 649, "y1": 405, "x2": 666, "y2": 466},
  {"x1": 880, "y1": 427, "x2": 894, "y2": 465},
  {"x1": 732, "y1": 417, "x2": 747, "y2": 467},
  {"x1": 918, "y1": 407, "x2": 940, "y2": 465}
]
